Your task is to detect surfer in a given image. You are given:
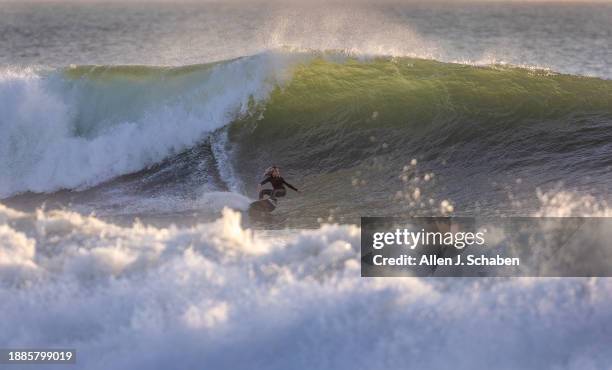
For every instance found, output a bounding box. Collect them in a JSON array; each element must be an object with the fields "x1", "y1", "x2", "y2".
[{"x1": 257, "y1": 165, "x2": 300, "y2": 200}]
